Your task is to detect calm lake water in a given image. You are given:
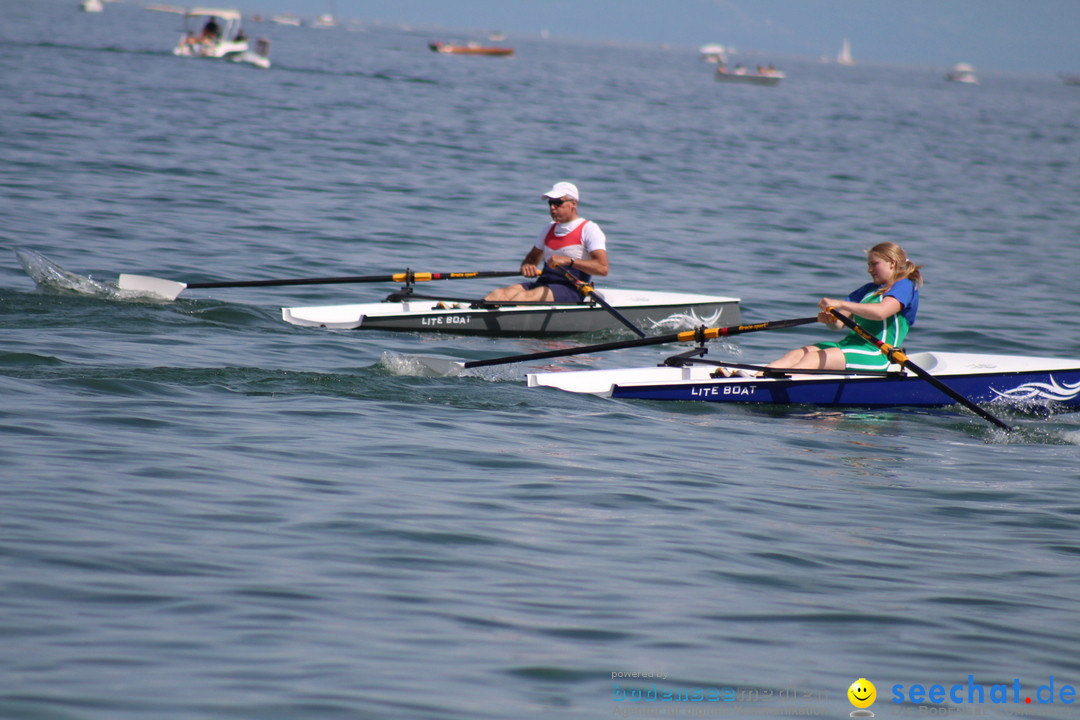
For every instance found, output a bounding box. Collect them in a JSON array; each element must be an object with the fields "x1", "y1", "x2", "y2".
[{"x1": 3, "y1": 2, "x2": 1080, "y2": 718}]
